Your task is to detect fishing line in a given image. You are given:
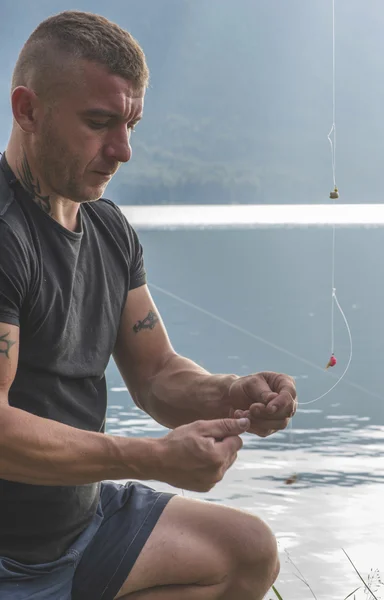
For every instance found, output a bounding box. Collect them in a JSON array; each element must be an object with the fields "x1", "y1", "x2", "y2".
[
  {"x1": 150, "y1": 5, "x2": 352, "y2": 412},
  {"x1": 287, "y1": 0, "x2": 354, "y2": 482},
  {"x1": 149, "y1": 284, "x2": 373, "y2": 399},
  {"x1": 153, "y1": 0, "x2": 354, "y2": 491},
  {"x1": 295, "y1": 0, "x2": 353, "y2": 407}
]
